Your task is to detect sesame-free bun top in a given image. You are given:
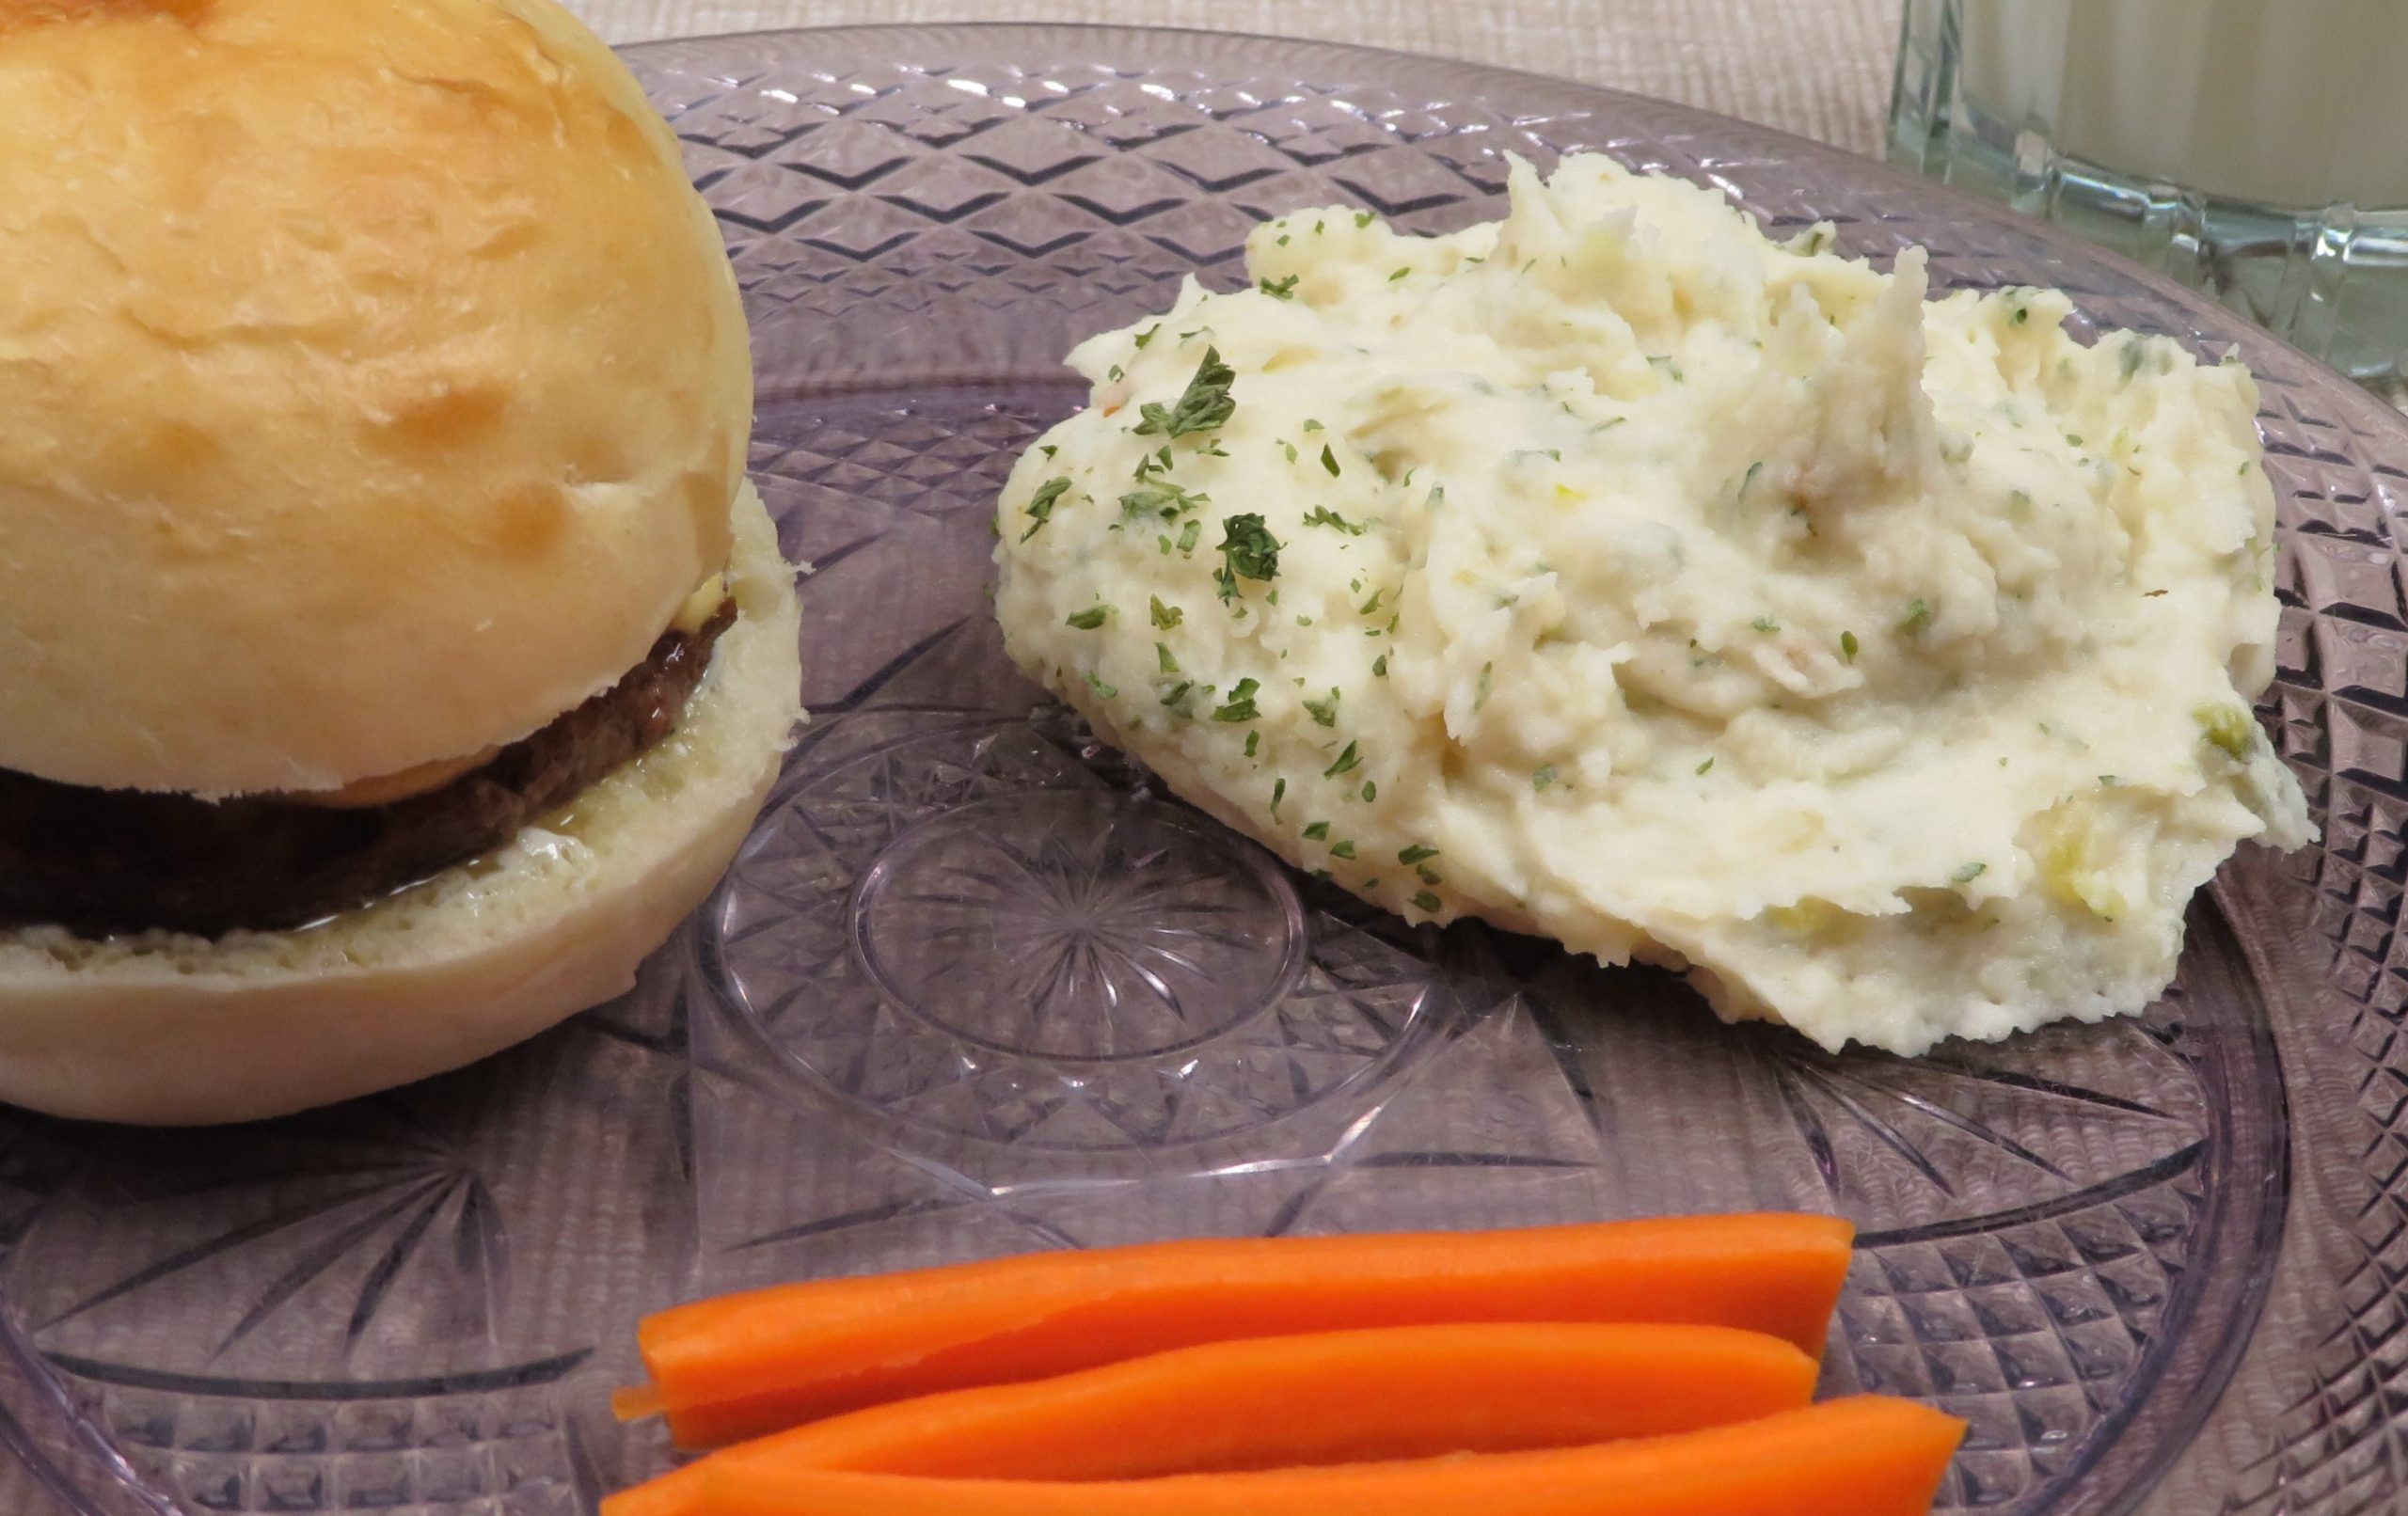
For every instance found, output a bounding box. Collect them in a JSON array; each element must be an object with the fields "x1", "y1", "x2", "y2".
[{"x1": 0, "y1": 0, "x2": 752, "y2": 797}]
